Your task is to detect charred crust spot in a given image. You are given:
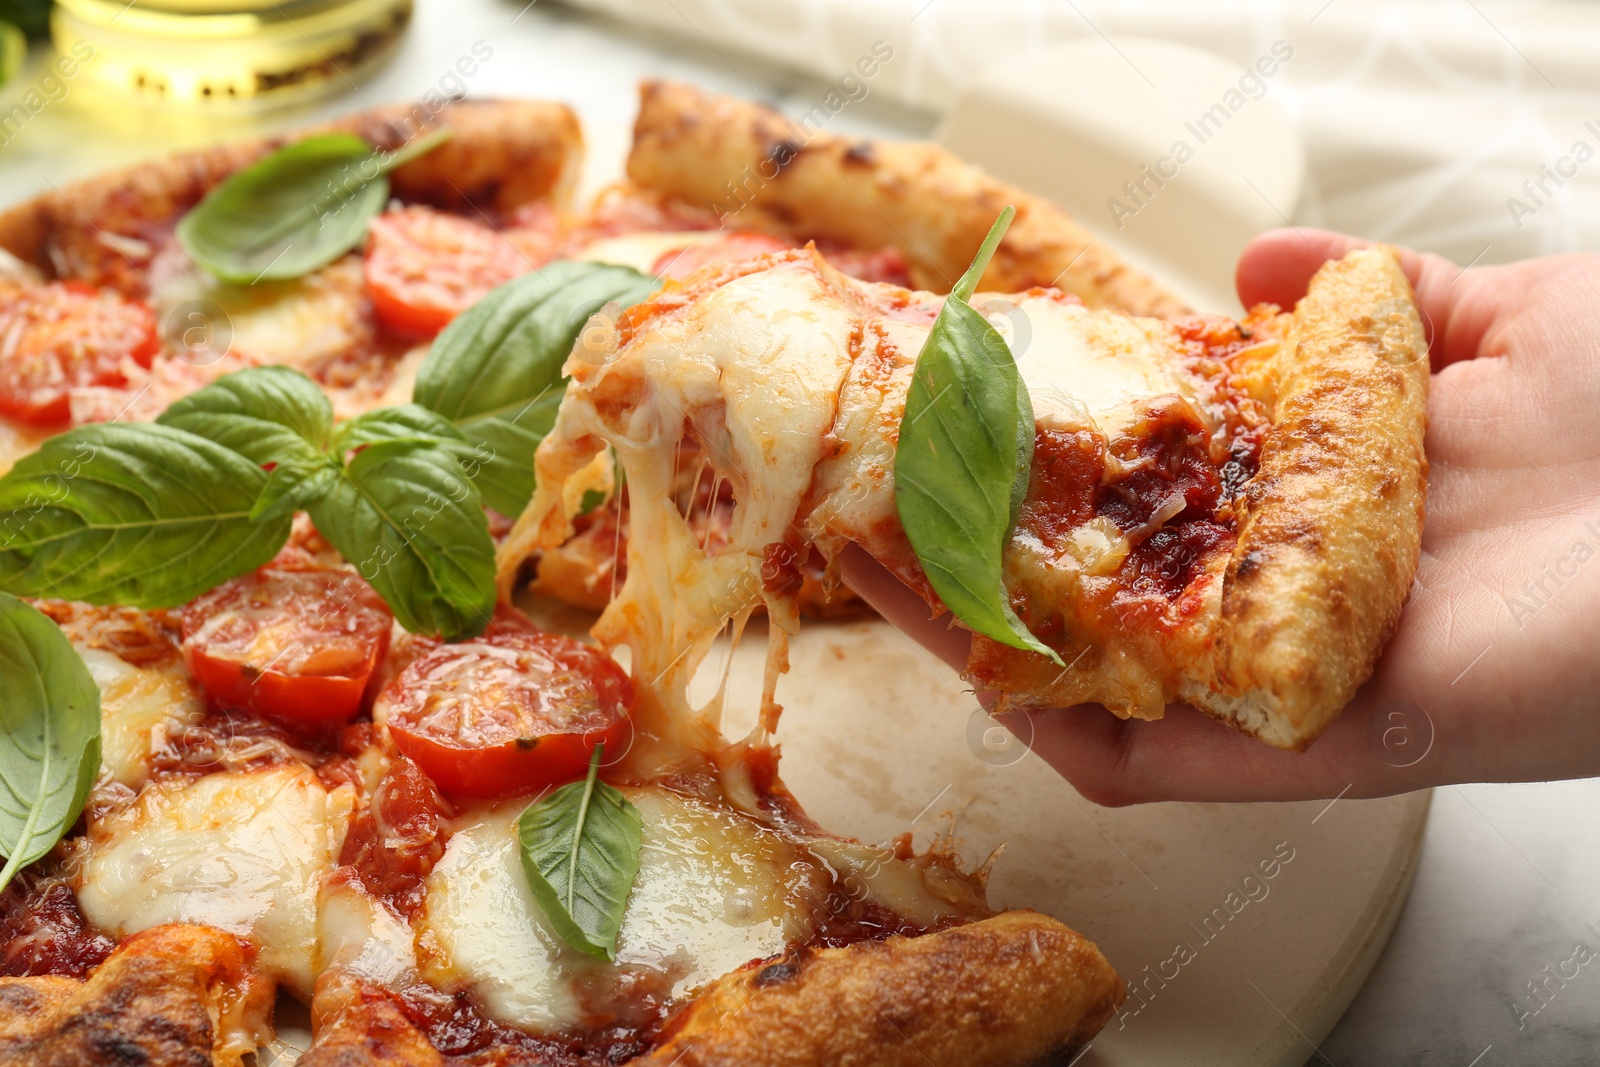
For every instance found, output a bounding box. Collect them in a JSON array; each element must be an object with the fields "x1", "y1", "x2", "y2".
[
  {"x1": 754, "y1": 960, "x2": 800, "y2": 987},
  {"x1": 842, "y1": 142, "x2": 876, "y2": 166},
  {"x1": 764, "y1": 140, "x2": 801, "y2": 175},
  {"x1": 1235, "y1": 549, "x2": 1266, "y2": 579}
]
